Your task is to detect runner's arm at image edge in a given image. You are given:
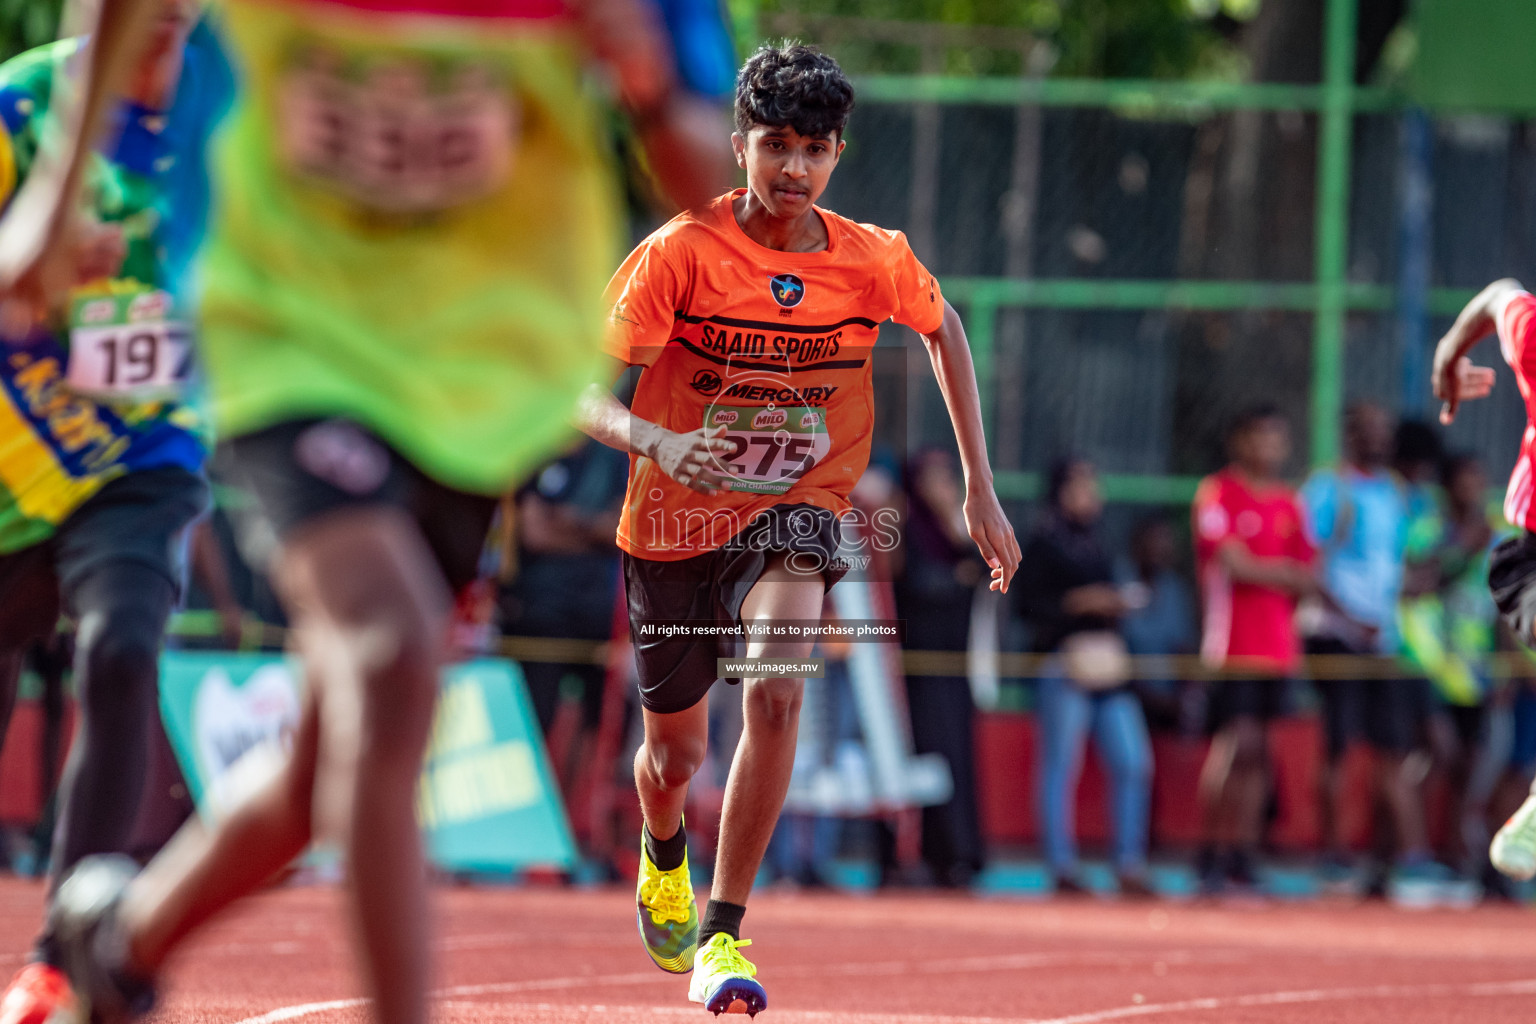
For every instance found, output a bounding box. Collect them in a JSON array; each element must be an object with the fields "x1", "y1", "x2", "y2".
[
  {"x1": 919, "y1": 299, "x2": 1022, "y2": 594},
  {"x1": 1432, "y1": 277, "x2": 1514, "y2": 424}
]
